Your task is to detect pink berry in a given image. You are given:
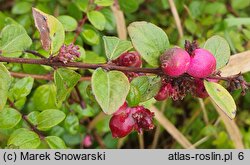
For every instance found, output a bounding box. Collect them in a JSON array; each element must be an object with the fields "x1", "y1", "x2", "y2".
[
  {"x1": 117, "y1": 51, "x2": 142, "y2": 67},
  {"x1": 160, "y1": 48, "x2": 190, "y2": 77},
  {"x1": 187, "y1": 48, "x2": 216, "y2": 78},
  {"x1": 82, "y1": 135, "x2": 93, "y2": 148},
  {"x1": 109, "y1": 103, "x2": 135, "y2": 138}
]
